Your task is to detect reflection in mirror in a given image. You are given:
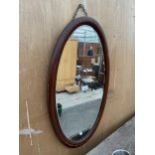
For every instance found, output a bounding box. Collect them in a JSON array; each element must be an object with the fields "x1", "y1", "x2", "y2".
[{"x1": 56, "y1": 25, "x2": 105, "y2": 141}]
